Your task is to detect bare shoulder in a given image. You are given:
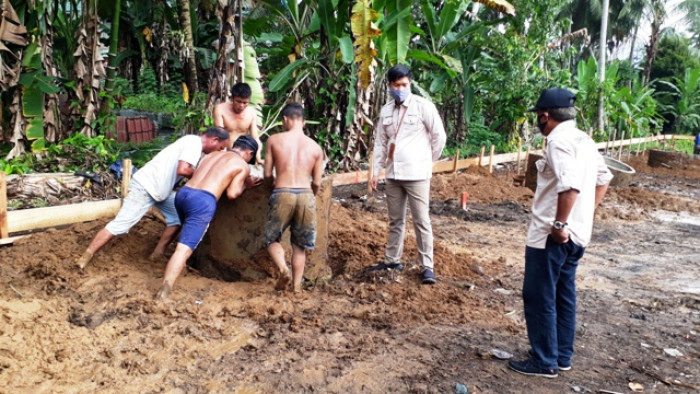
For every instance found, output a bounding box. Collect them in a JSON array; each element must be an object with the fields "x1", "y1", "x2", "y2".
[
  {"x1": 214, "y1": 102, "x2": 227, "y2": 112},
  {"x1": 244, "y1": 106, "x2": 257, "y2": 119}
]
